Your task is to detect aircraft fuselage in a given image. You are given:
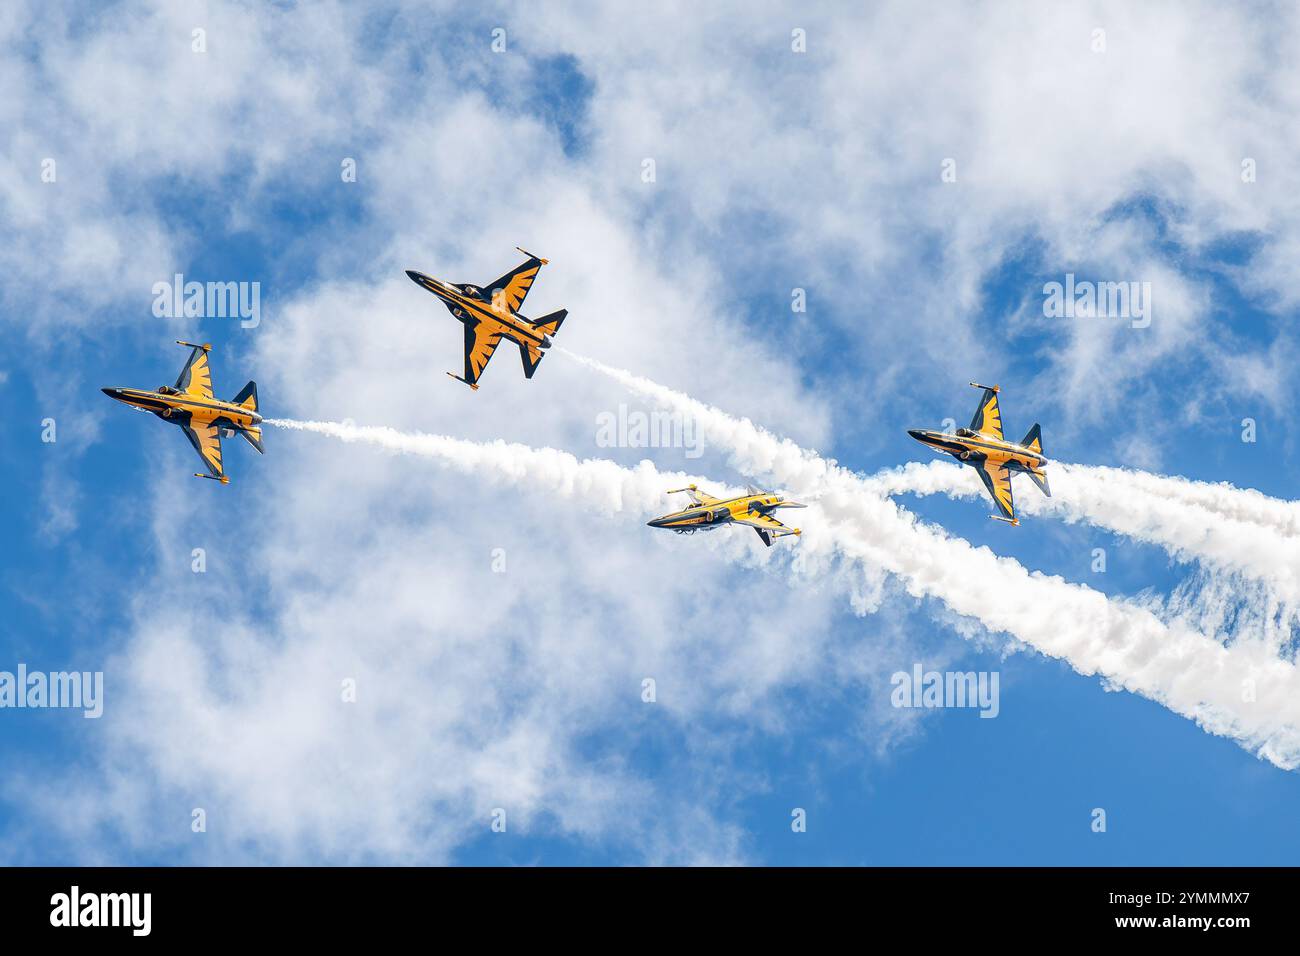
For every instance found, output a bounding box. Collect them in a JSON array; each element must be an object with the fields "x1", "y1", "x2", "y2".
[
  {"x1": 101, "y1": 387, "x2": 262, "y2": 431},
  {"x1": 907, "y1": 428, "x2": 1046, "y2": 473},
  {"x1": 647, "y1": 494, "x2": 787, "y2": 532},
  {"x1": 405, "y1": 270, "x2": 551, "y2": 350}
]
